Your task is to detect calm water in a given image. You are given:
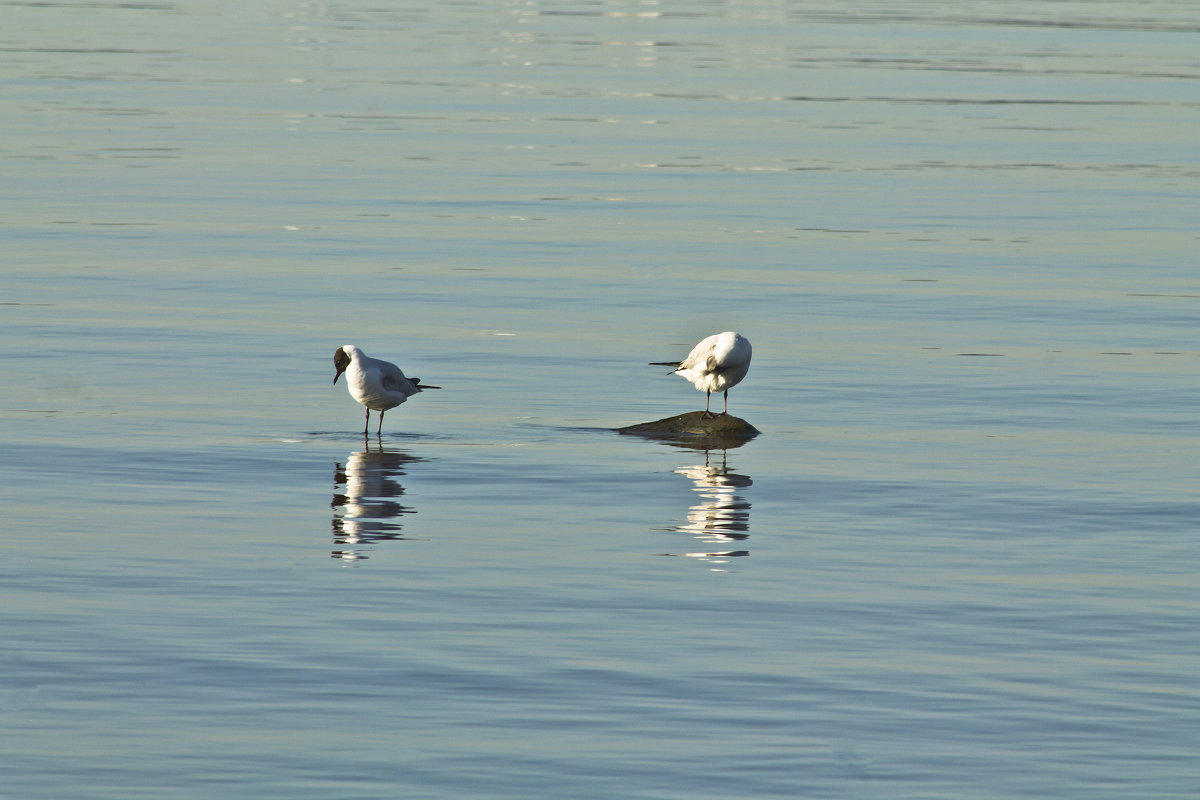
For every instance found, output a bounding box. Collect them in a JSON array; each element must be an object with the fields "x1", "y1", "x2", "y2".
[{"x1": 3, "y1": 1, "x2": 1199, "y2": 797}]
